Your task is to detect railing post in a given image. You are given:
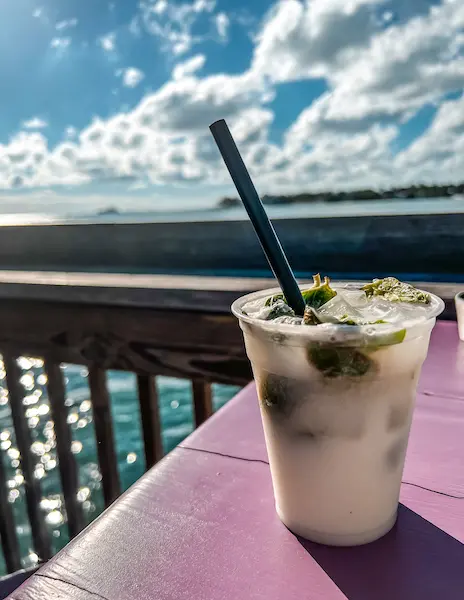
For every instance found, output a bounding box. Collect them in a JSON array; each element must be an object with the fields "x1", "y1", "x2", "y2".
[
  {"x1": 191, "y1": 379, "x2": 213, "y2": 428},
  {"x1": 137, "y1": 375, "x2": 163, "y2": 469},
  {"x1": 3, "y1": 354, "x2": 52, "y2": 561},
  {"x1": 0, "y1": 443, "x2": 21, "y2": 572},
  {"x1": 44, "y1": 361, "x2": 85, "y2": 538},
  {"x1": 88, "y1": 367, "x2": 120, "y2": 506}
]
